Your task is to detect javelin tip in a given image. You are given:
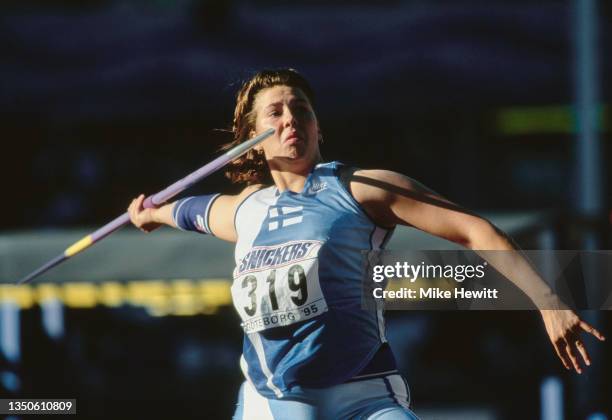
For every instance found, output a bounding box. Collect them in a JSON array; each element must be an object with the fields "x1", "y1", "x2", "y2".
[{"x1": 17, "y1": 254, "x2": 68, "y2": 285}]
